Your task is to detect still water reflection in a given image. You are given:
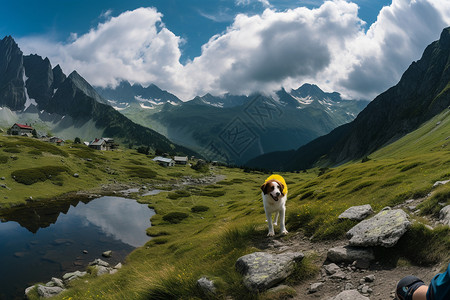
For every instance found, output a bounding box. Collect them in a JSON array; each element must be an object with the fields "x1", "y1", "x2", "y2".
[{"x1": 0, "y1": 196, "x2": 154, "y2": 299}]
